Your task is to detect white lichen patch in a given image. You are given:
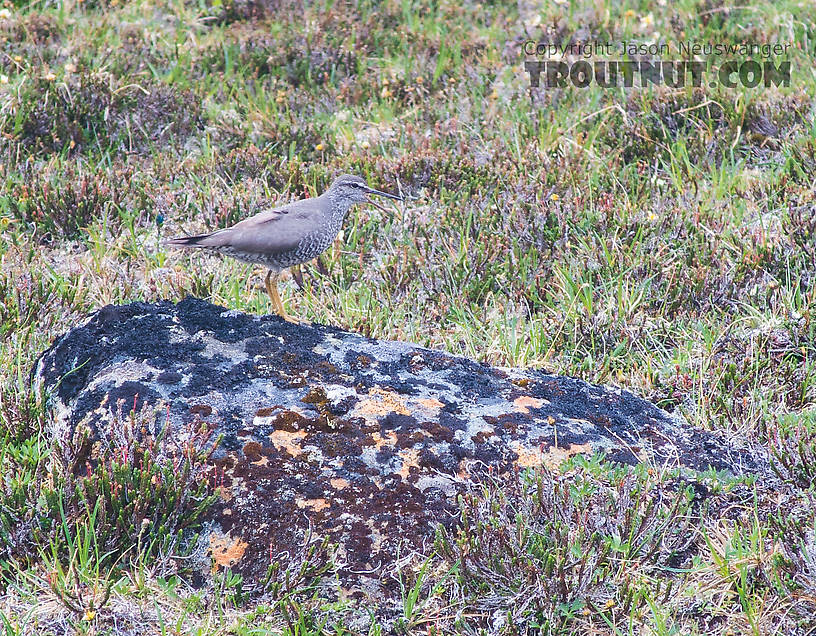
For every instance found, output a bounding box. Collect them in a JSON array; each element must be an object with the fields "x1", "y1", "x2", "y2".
[
  {"x1": 86, "y1": 360, "x2": 167, "y2": 393},
  {"x1": 192, "y1": 331, "x2": 248, "y2": 366}
]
